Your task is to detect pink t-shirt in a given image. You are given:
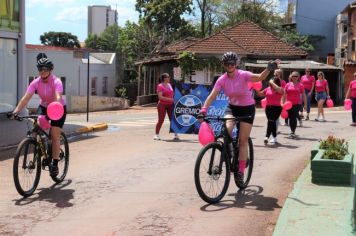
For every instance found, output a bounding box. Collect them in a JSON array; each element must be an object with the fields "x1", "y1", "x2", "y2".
[
  {"x1": 281, "y1": 79, "x2": 287, "y2": 88},
  {"x1": 300, "y1": 75, "x2": 315, "y2": 90},
  {"x1": 350, "y1": 80, "x2": 356, "y2": 98},
  {"x1": 315, "y1": 79, "x2": 328, "y2": 93},
  {"x1": 263, "y1": 87, "x2": 283, "y2": 106},
  {"x1": 27, "y1": 74, "x2": 65, "y2": 107},
  {"x1": 285, "y1": 82, "x2": 304, "y2": 105},
  {"x1": 213, "y1": 70, "x2": 253, "y2": 106},
  {"x1": 157, "y1": 83, "x2": 174, "y2": 105}
]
